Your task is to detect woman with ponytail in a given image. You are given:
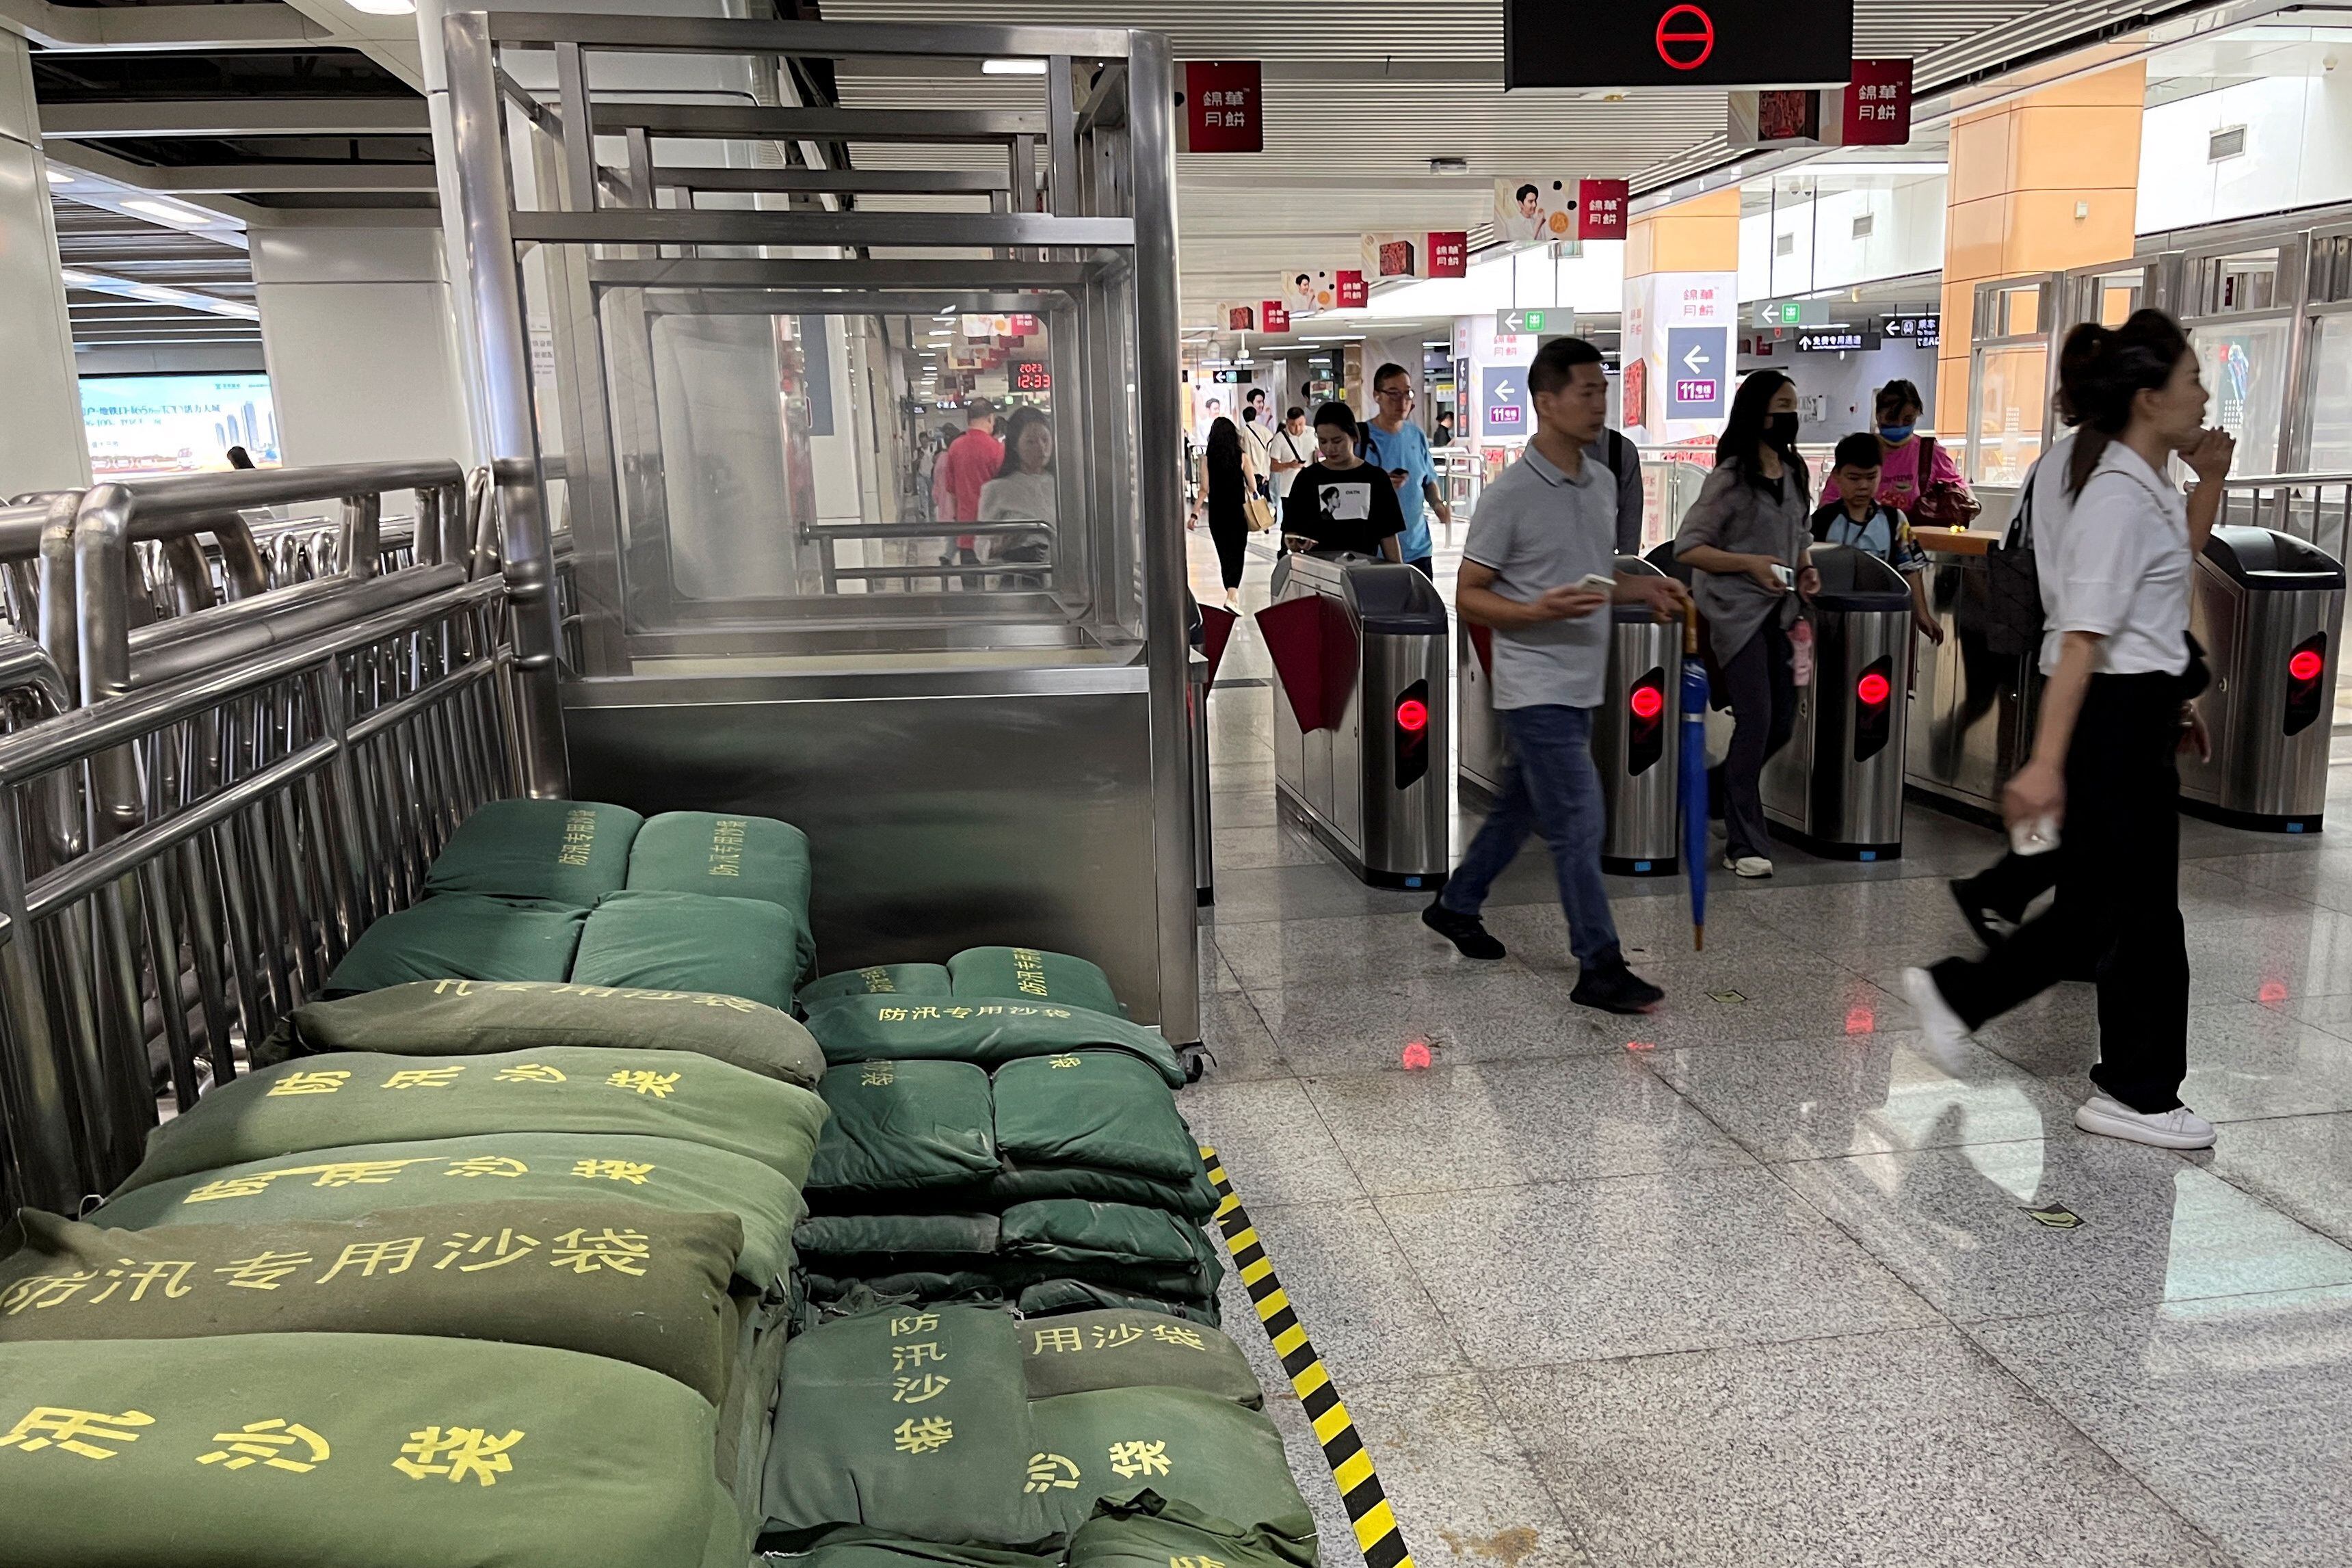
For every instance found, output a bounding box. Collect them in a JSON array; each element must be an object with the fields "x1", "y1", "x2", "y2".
[
  {"x1": 1905, "y1": 309, "x2": 2236, "y2": 1150},
  {"x1": 1674, "y1": 369, "x2": 1818, "y2": 878}
]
